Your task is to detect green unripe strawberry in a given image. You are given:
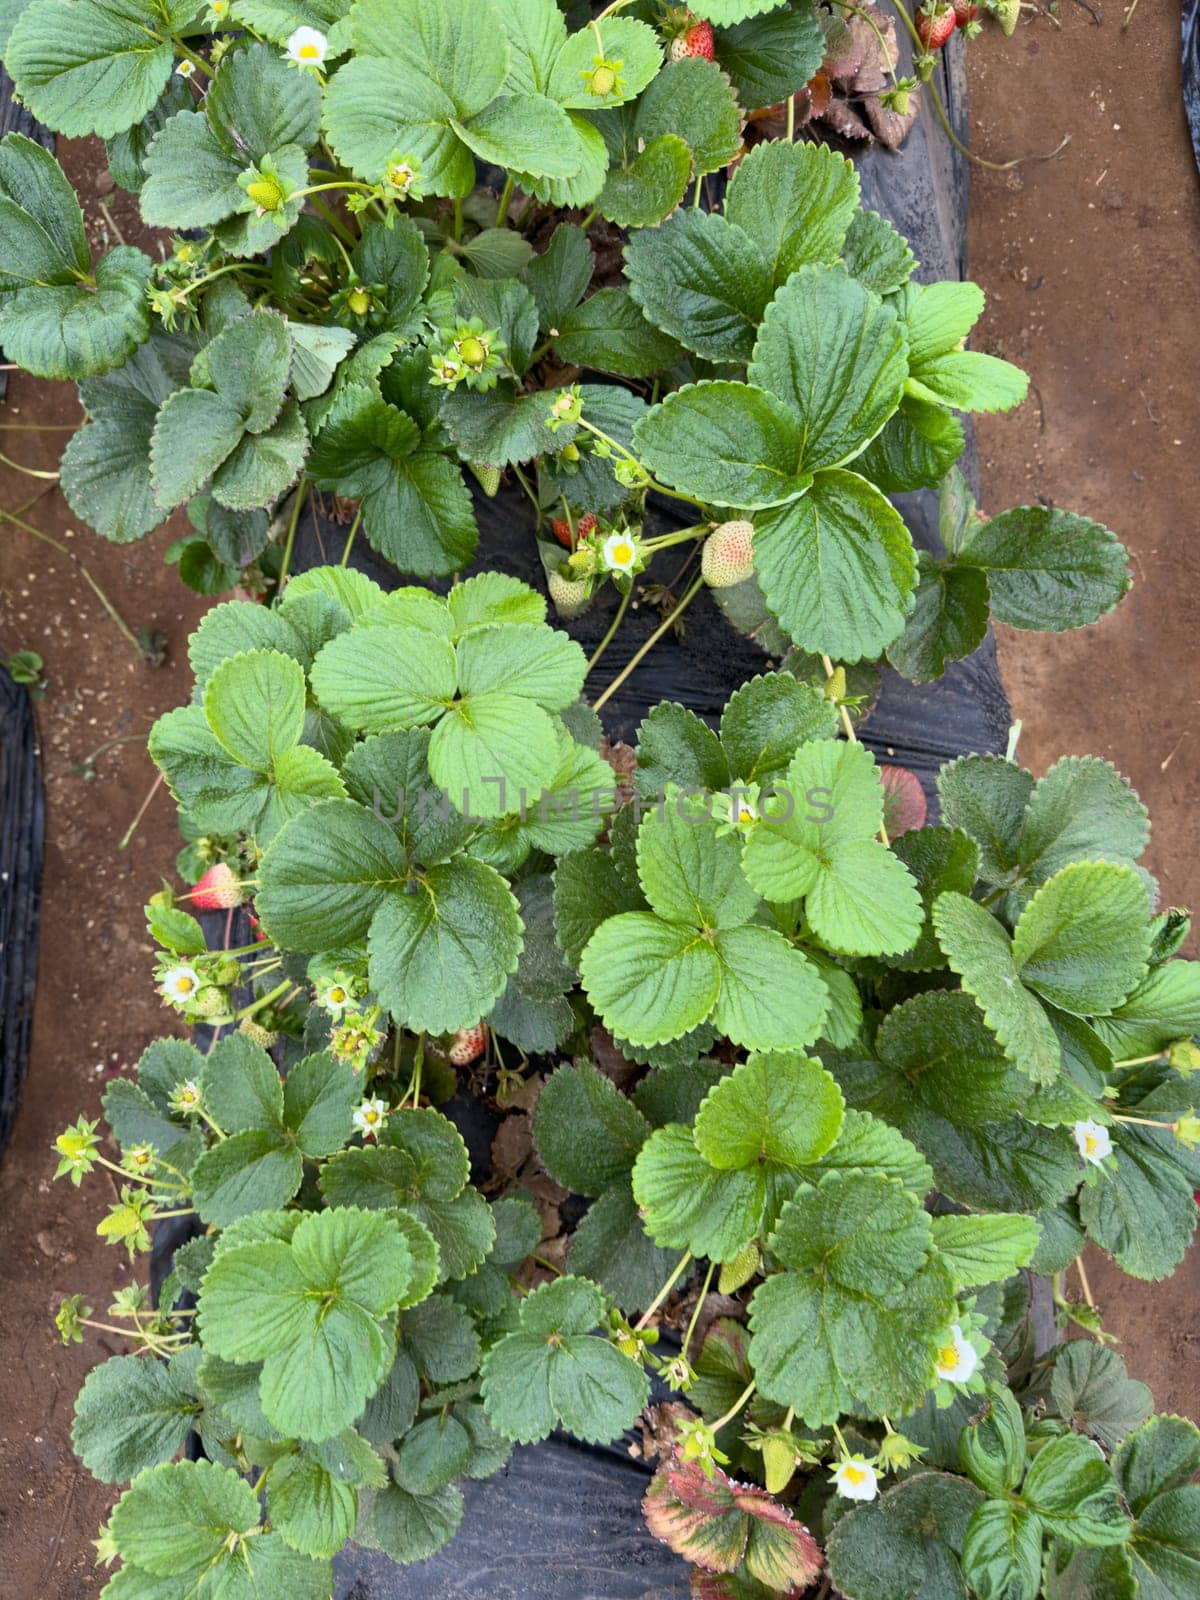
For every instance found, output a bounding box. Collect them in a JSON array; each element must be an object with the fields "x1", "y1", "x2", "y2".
[
  {"x1": 193, "y1": 987, "x2": 226, "y2": 1018},
  {"x1": 469, "y1": 462, "x2": 502, "y2": 497},
  {"x1": 762, "y1": 1433, "x2": 797, "y2": 1495},
  {"x1": 548, "y1": 569, "x2": 592, "y2": 619},
  {"x1": 239, "y1": 1018, "x2": 279, "y2": 1048},
  {"x1": 701, "y1": 520, "x2": 755, "y2": 588}
]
